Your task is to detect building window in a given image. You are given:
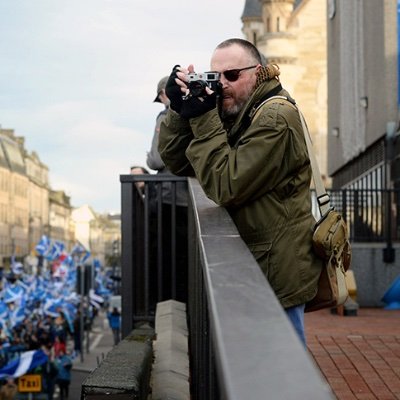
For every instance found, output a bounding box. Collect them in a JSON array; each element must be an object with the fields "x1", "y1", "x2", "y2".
[{"x1": 277, "y1": 17, "x2": 280, "y2": 32}]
